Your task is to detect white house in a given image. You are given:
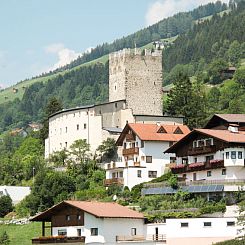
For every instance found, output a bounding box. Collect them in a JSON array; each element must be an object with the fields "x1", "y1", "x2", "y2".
[
  {"x1": 105, "y1": 123, "x2": 190, "y2": 189},
  {"x1": 0, "y1": 186, "x2": 31, "y2": 205},
  {"x1": 31, "y1": 200, "x2": 160, "y2": 244}
]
